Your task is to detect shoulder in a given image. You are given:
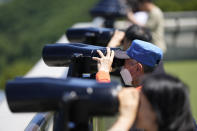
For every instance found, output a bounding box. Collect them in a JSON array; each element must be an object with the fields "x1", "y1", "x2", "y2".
[{"x1": 149, "y1": 6, "x2": 163, "y2": 18}]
